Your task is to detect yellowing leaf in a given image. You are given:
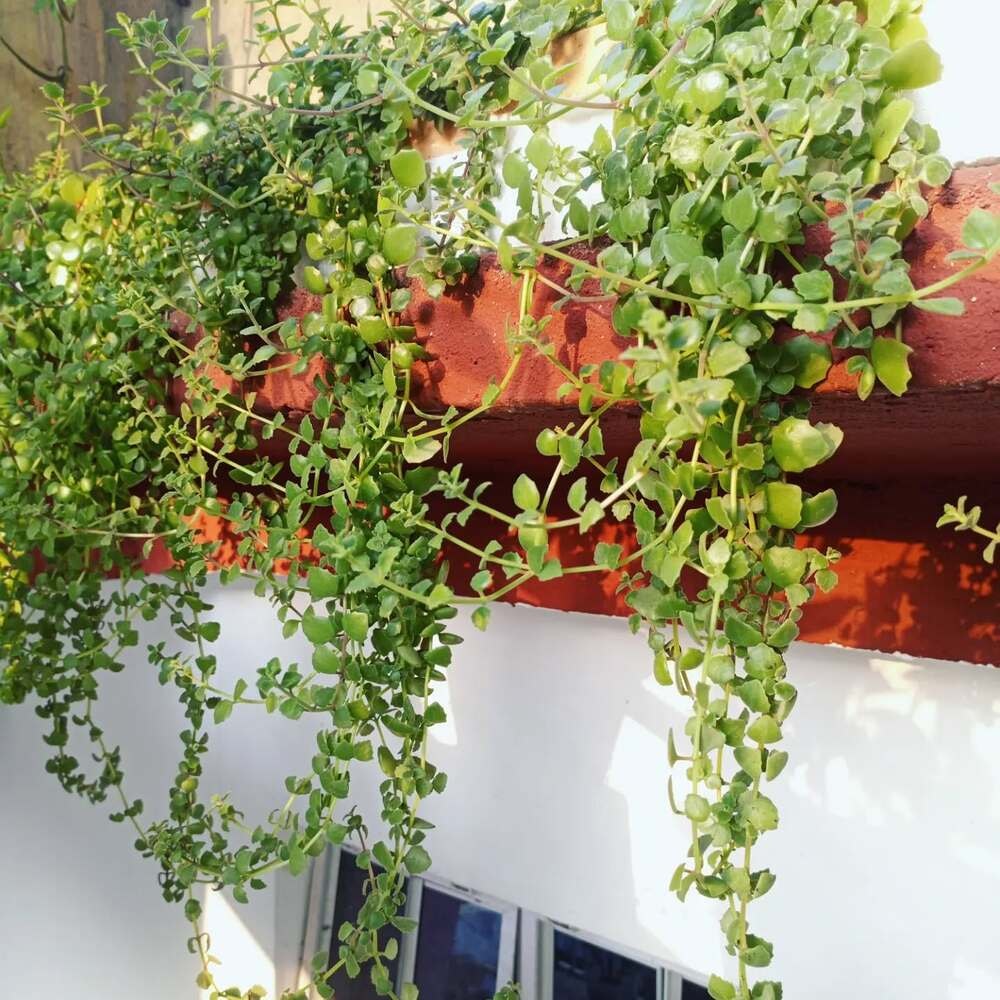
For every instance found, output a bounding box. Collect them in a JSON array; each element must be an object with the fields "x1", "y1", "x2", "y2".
[{"x1": 870, "y1": 336, "x2": 913, "y2": 396}]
